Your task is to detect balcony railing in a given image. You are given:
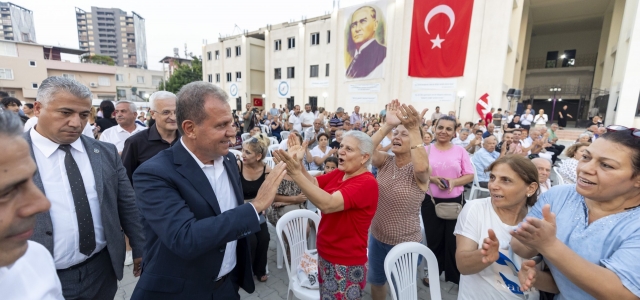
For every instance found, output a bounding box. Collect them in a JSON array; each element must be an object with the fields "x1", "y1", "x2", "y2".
[
  {"x1": 527, "y1": 53, "x2": 597, "y2": 70},
  {"x1": 523, "y1": 84, "x2": 598, "y2": 97}
]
